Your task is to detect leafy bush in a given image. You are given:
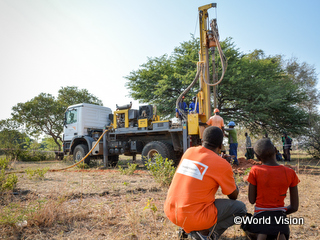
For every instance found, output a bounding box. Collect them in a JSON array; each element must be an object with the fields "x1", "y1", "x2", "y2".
[
  {"x1": 25, "y1": 167, "x2": 50, "y2": 180},
  {"x1": 76, "y1": 162, "x2": 89, "y2": 169},
  {"x1": 0, "y1": 157, "x2": 9, "y2": 169},
  {"x1": 145, "y1": 154, "x2": 176, "y2": 187},
  {"x1": 1, "y1": 173, "x2": 18, "y2": 190},
  {"x1": 118, "y1": 162, "x2": 138, "y2": 175},
  {"x1": 18, "y1": 150, "x2": 54, "y2": 162},
  {"x1": 0, "y1": 157, "x2": 18, "y2": 192}
]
